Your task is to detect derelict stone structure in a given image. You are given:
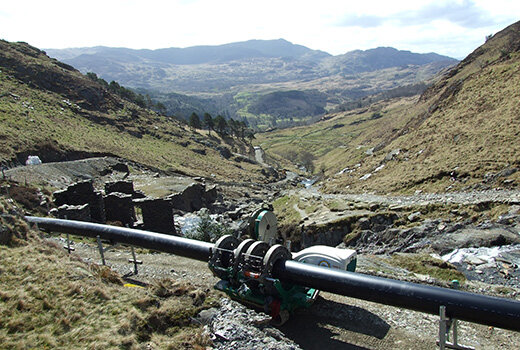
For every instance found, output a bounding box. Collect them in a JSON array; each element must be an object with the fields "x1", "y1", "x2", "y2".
[
  {"x1": 134, "y1": 197, "x2": 176, "y2": 235},
  {"x1": 53, "y1": 180, "x2": 105, "y2": 223},
  {"x1": 104, "y1": 192, "x2": 135, "y2": 226},
  {"x1": 51, "y1": 203, "x2": 91, "y2": 222},
  {"x1": 105, "y1": 180, "x2": 146, "y2": 199},
  {"x1": 51, "y1": 179, "x2": 220, "y2": 233},
  {"x1": 105, "y1": 180, "x2": 134, "y2": 196}
]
